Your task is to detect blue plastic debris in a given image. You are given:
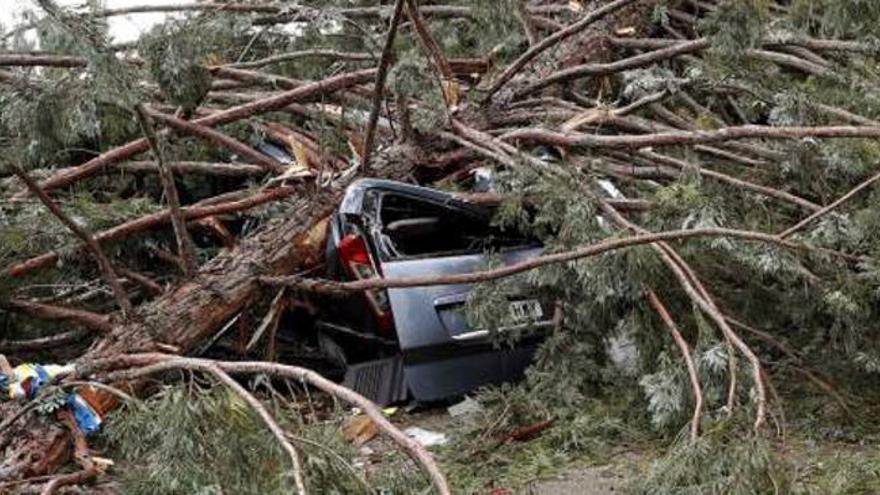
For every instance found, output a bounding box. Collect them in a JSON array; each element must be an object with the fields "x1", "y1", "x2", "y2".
[
  {"x1": 1, "y1": 362, "x2": 102, "y2": 435},
  {"x1": 67, "y1": 393, "x2": 103, "y2": 436}
]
